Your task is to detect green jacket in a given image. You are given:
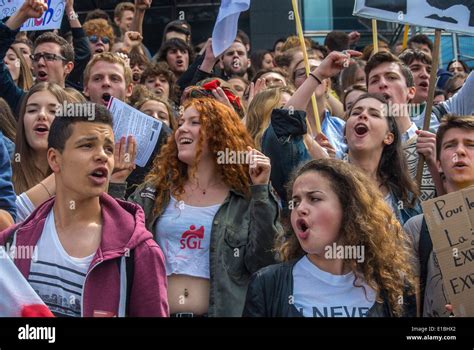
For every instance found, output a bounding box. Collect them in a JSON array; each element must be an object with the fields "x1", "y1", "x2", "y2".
[{"x1": 109, "y1": 182, "x2": 284, "y2": 317}]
